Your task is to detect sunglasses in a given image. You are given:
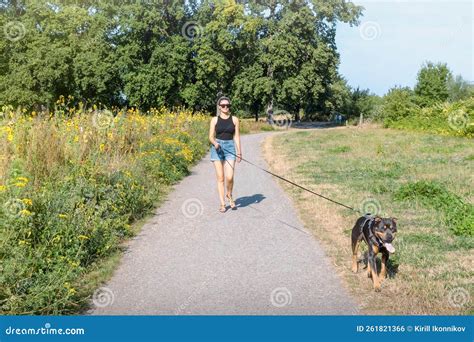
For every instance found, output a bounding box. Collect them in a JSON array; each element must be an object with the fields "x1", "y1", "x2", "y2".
[{"x1": 219, "y1": 104, "x2": 230, "y2": 108}]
